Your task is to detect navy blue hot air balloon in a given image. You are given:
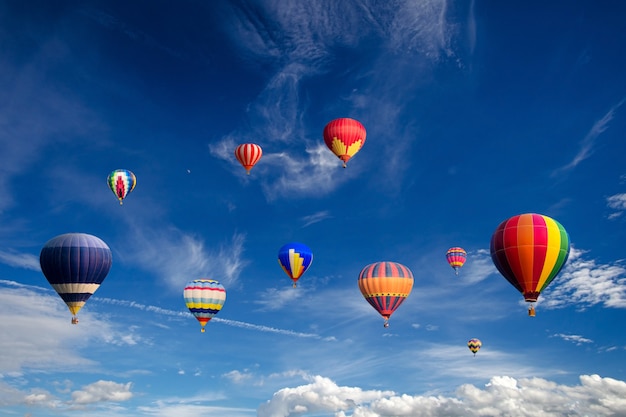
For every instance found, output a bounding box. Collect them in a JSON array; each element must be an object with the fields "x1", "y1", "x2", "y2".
[
  {"x1": 278, "y1": 242, "x2": 313, "y2": 287},
  {"x1": 39, "y1": 233, "x2": 112, "y2": 324}
]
